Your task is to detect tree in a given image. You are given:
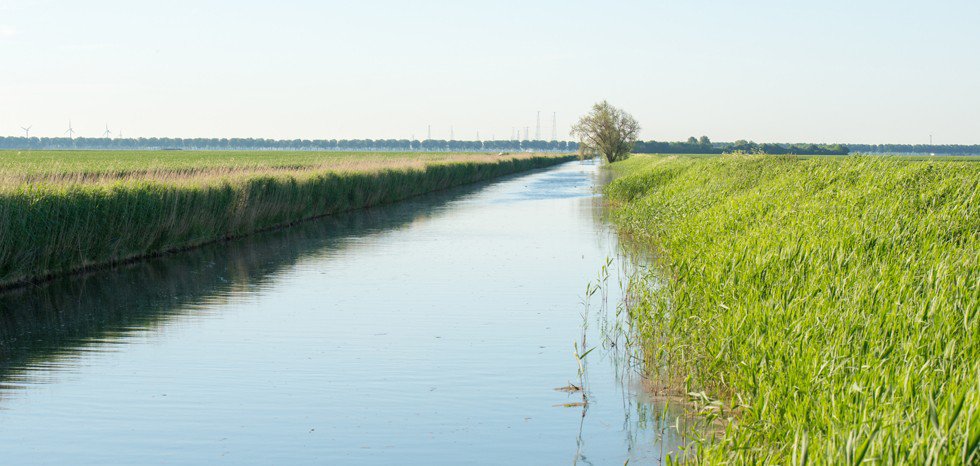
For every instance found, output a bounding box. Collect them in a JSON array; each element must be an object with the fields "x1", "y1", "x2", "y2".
[
  {"x1": 570, "y1": 101, "x2": 640, "y2": 162},
  {"x1": 687, "y1": 136, "x2": 698, "y2": 144},
  {"x1": 699, "y1": 135, "x2": 711, "y2": 146}
]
